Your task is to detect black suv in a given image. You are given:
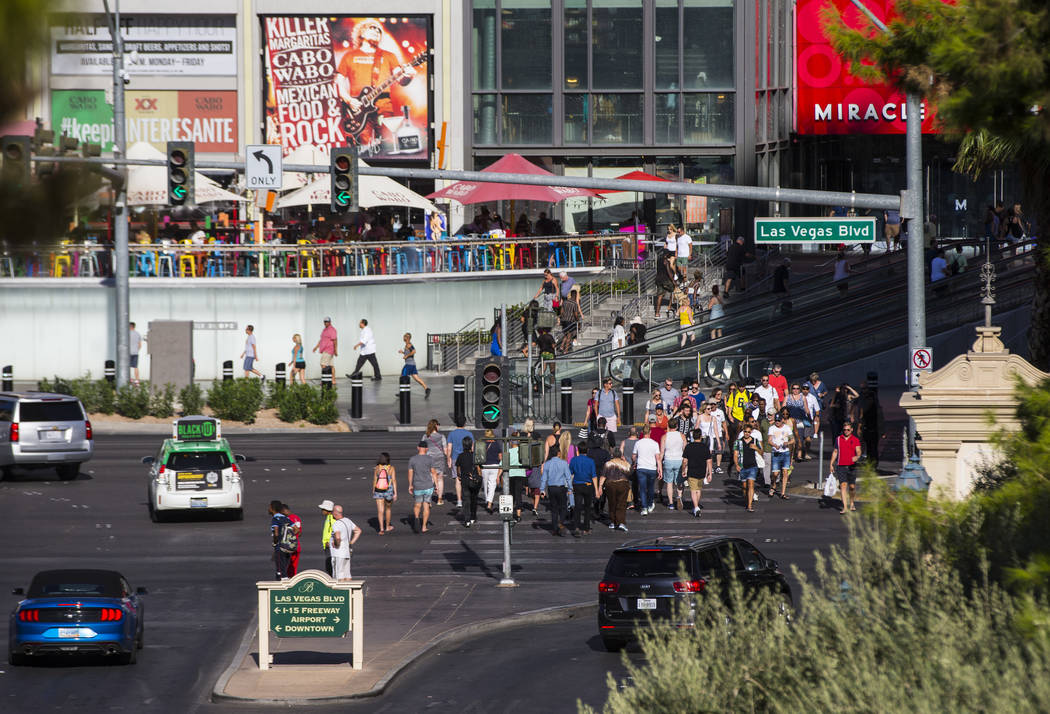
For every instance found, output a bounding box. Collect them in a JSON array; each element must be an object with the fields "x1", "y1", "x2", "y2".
[{"x1": 597, "y1": 536, "x2": 792, "y2": 651}]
